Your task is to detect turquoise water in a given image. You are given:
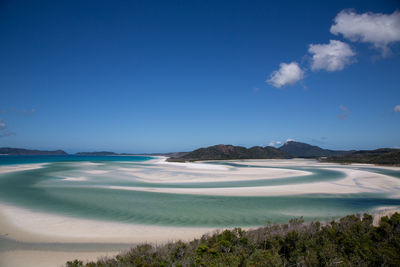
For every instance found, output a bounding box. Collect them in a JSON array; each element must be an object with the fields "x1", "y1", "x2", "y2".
[
  {"x1": 0, "y1": 155, "x2": 153, "y2": 165},
  {"x1": 1, "y1": 156, "x2": 400, "y2": 227}
]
